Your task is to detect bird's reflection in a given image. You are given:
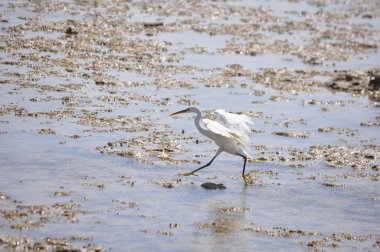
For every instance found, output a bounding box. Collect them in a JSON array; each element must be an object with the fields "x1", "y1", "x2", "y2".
[{"x1": 194, "y1": 188, "x2": 253, "y2": 249}]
